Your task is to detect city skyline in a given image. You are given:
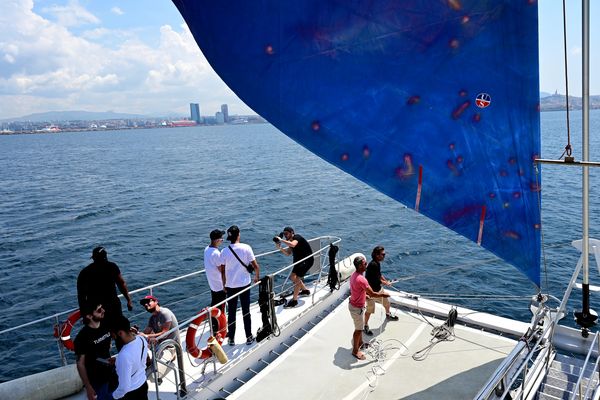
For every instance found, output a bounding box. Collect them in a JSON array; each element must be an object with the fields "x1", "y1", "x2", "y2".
[{"x1": 1, "y1": 1, "x2": 599, "y2": 120}]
